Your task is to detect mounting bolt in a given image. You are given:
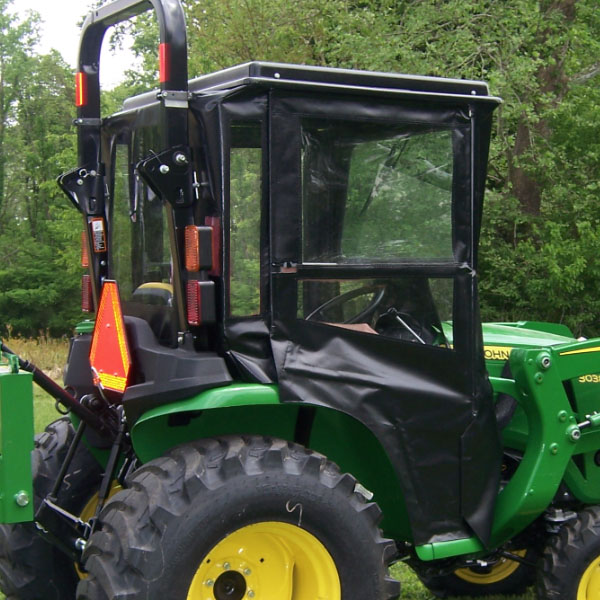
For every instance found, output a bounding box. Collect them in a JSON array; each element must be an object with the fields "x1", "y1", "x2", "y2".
[
  {"x1": 550, "y1": 443, "x2": 559, "y2": 455},
  {"x1": 159, "y1": 164, "x2": 170, "y2": 174},
  {"x1": 248, "y1": 591, "x2": 255, "y2": 598},
  {"x1": 75, "y1": 538, "x2": 87, "y2": 552},
  {"x1": 558, "y1": 410, "x2": 568, "y2": 423},
  {"x1": 76, "y1": 178, "x2": 84, "y2": 186},
  {"x1": 243, "y1": 568, "x2": 252, "y2": 576},
  {"x1": 174, "y1": 152, "x2": 188, "y2": 165},
  {"x1": 537, "y1": 353, "x2": 552, "y2": 370},
  {"x1": 14, "y1": 491, "x2": 29, "y2": 507},
  {"x1": 204, "y1": 579, "x2": 214, "y2": 587},
  {"x1": 567, "y1": 425, "x2": 581, "y2": 442},
  {"x1": 534, "y1": 372, "x2": 544, "y2": 384},
  {"x1": 223, "y1": 562, "x2": 231, "y2": 570}
]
